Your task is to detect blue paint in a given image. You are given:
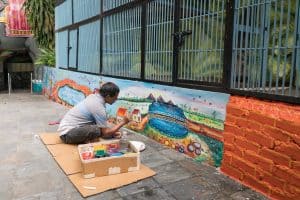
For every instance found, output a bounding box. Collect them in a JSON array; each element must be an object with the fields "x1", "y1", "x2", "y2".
[
  {"x1": 148, "y1": 102, "x2": 186, "y2": 122},
  {"x1": 58, "y1": 85, "x2": 86, "y2": 106},
  {"x1": 148, "y1": 118, "x2": 188, "y2": 139}
]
